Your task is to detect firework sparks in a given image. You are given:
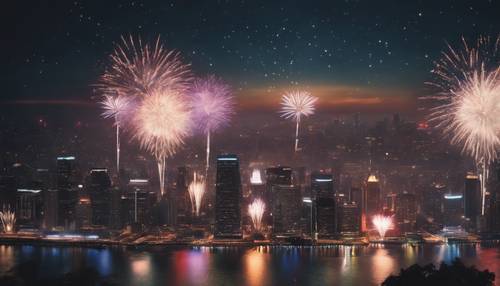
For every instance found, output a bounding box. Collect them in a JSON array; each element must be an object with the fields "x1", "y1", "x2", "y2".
[
  {"x1": 279, "y1": 90, "x2": 318, "y2": 152},
  {"x1": 248, "y1": 199, "x2": 265, "y2": 231},
  {"x1": 100, "y1": 95, "x2": 132, "y2": 172},
  {"x1": 188, "y1": 172, "x2": 206, "y2": 217},
  {"x1": 133, "y1": 89, "x2": 191, "y2": 196},
  {"x1": 372, "y1": 215, "x2": 392, "y2": 239},
  {"x1": 98, "y1": 35, "x2": 191, "y2": 98},
  {"x1": 190, "y1": 76, "x2": 234, "y2": 174},
  {"x1": 428, "y1": 35, "x2": 500, "y2": 214},
  {"x1": 0, "y1": 206, "x2": 15, "y2": 234}
]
